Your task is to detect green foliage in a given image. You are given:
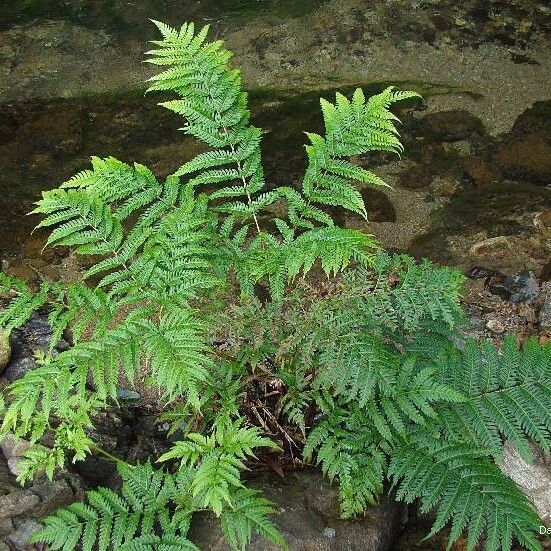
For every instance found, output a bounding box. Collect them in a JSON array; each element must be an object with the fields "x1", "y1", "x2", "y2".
[
  {"x1": 158, "y1": 419, "x2": 277, "y2": 516},
  {"x1": 434, "y1": 336, "x2": 551, "y2": 462},
  {"x1": 390, "y1": 436, "x2": 542, "y2": 551},
  {"x1": 33, "y1": 437, "x2": 283, "y2": 551},
  {"x1": 1, "y1": 17, "x2": 548, "y2": 551},
  {"x1": 32, "y1": 461, "x2": 197, "y2": 551}
]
